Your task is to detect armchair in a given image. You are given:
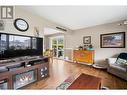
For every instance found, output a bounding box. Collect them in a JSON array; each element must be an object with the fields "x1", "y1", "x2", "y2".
[{"x1": 107, "y1": 53, "x2": 127, "y2": 81}]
